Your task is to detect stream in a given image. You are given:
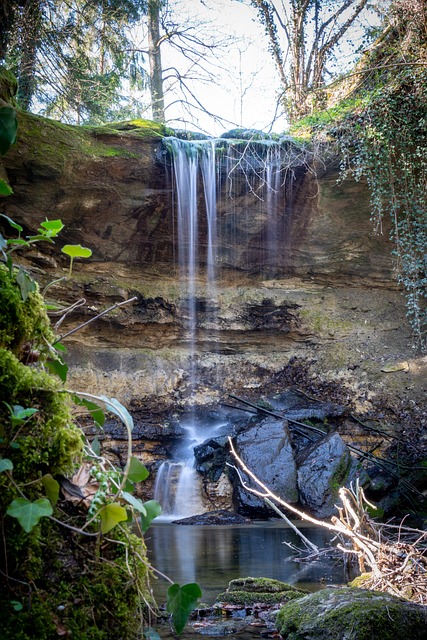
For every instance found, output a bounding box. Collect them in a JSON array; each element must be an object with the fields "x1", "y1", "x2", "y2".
[{"x1": 146, "y1": 521, "x2": 358, "y2": 606}]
